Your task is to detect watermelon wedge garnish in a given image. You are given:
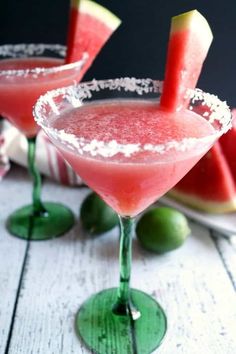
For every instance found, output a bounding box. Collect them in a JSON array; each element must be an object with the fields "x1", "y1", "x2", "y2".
[
  {"x1": 168, "y1": 112, "x2": 236, "y2": 213},
  {"x1": 66, "y1": 0, "x2": 121, "y2": 78},
  {"x1": 160, "y1": 10, "x2": 213, "y2": 111}
]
